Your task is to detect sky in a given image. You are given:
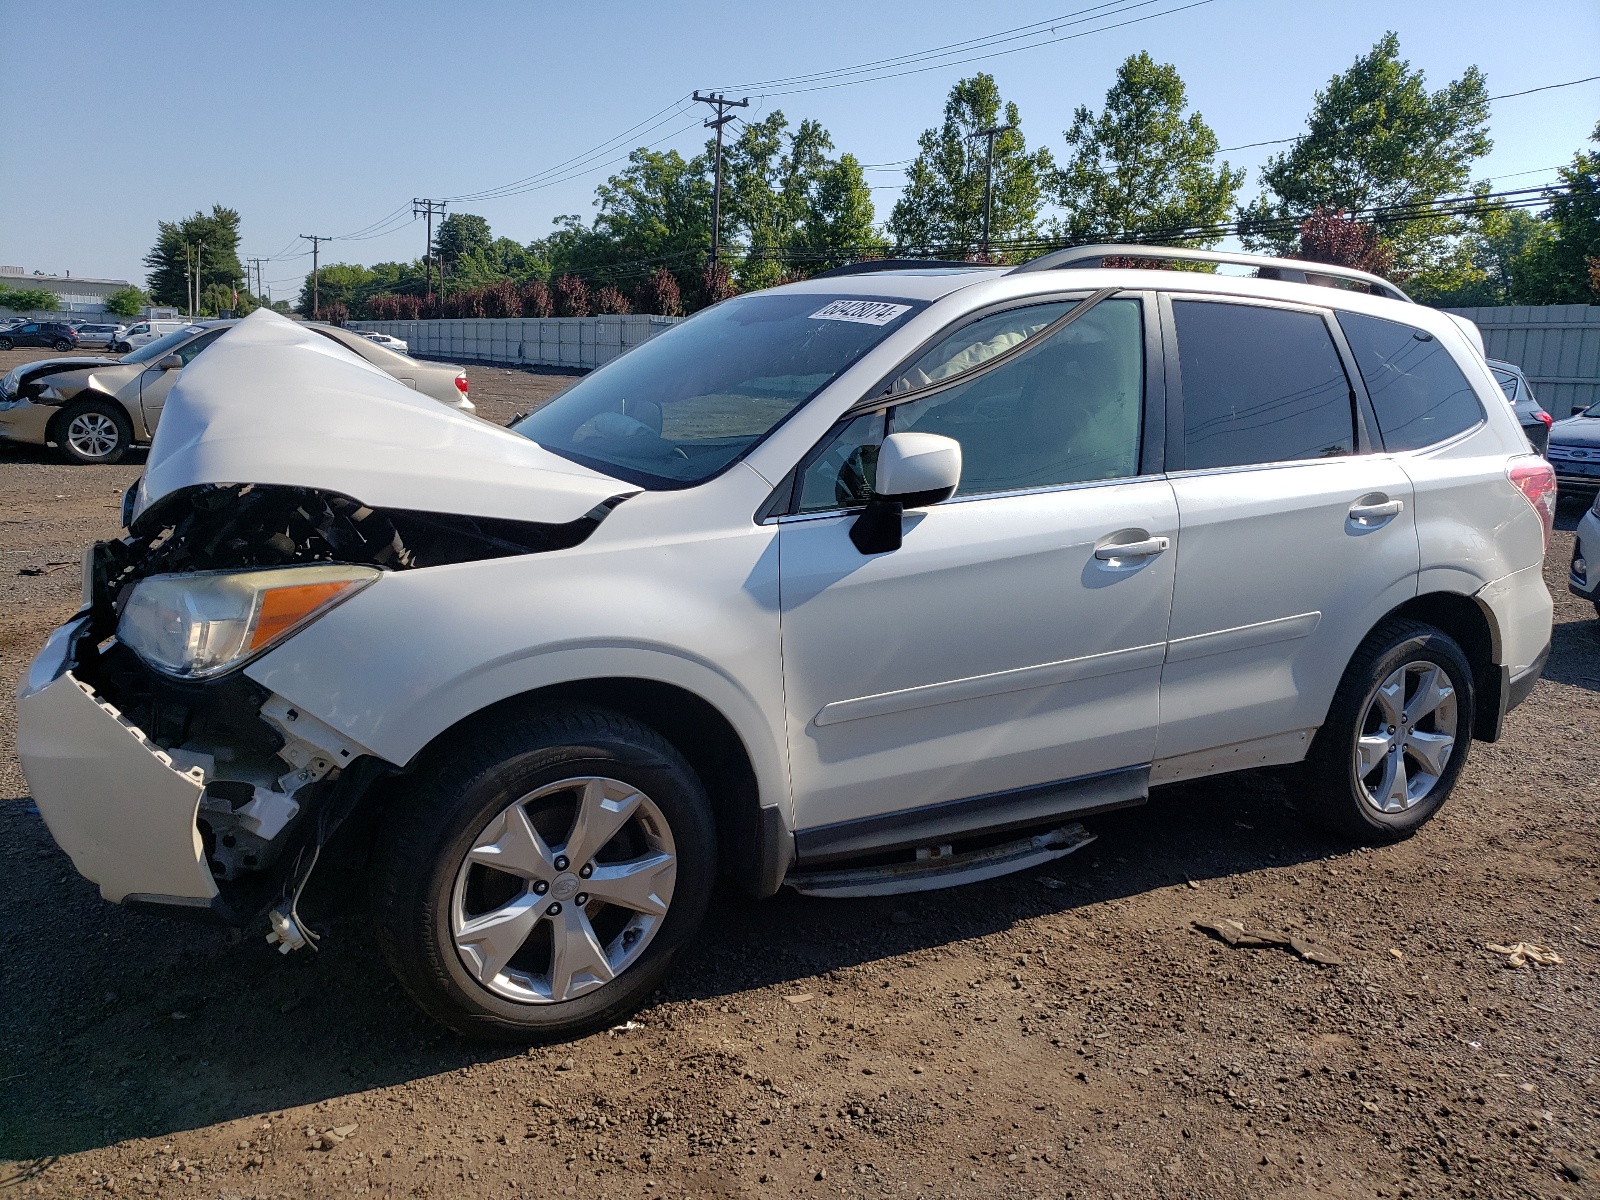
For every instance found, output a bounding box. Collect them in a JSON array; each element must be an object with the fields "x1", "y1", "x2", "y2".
[{"x1": 2, "y1": 0, "x2": 1596, "y2": 299}]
